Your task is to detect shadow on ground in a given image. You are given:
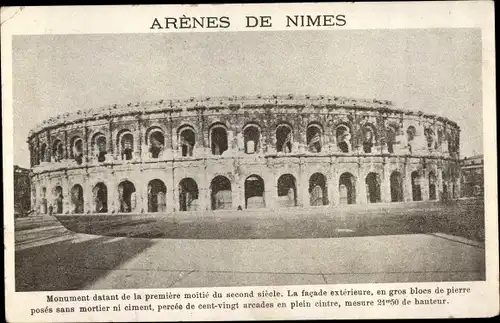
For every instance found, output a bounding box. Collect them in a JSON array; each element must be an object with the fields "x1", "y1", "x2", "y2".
[
  {"x1": 55, "y1": 199, "x2": 484, "y2": 241},
  {"x1": 15, "y1": 235, "x2": 155, "y2": 291}
]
